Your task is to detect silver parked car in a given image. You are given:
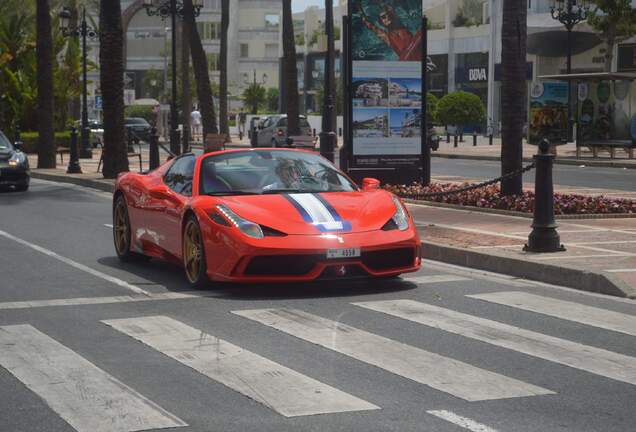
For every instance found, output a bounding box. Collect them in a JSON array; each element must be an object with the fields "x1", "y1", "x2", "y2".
[{"x1": 255, "y1": 115, "x2": 316, "y2": 149}]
